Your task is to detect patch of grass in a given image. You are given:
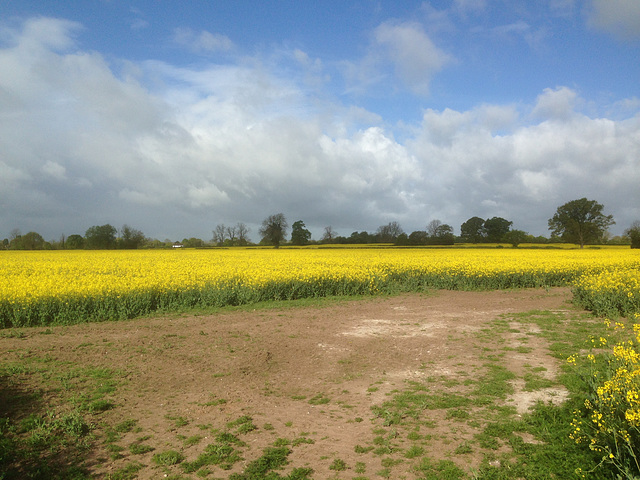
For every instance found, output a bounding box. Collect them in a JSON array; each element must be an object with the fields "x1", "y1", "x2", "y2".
[
  {"x1": 181, "y1": 433, "x2": 245, "y2": 473},
  {"x1": 522, "y1": 373, "x2": 555, "y2": 391},
  {"x1": 105, "y1": 461, "x2": 145, "y2": 480},
  {"x1": 129, "y1": 442, "x2": 155, "y2": 455},
  {"x1": 227, "y1": 415, "x2": 257, "y2": 434},
  {"x1": 404, "y1": 445, "x2": 424, "y2": 458},
  {"x1": 329, "y1": 458, "x2": 348, "y2": 471},
  {"x1": 415, "y1": 458, "x2": 466, "y2": 479},
  {"x1": 166, "y1": 414, "x2": 189, "y2": 428},
  {"x1": 152, "y1": 449, "x2": 185, "y2": 466},
  {"x1": 308, "y1": 393, "x2": 330, "y2": 405}
]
